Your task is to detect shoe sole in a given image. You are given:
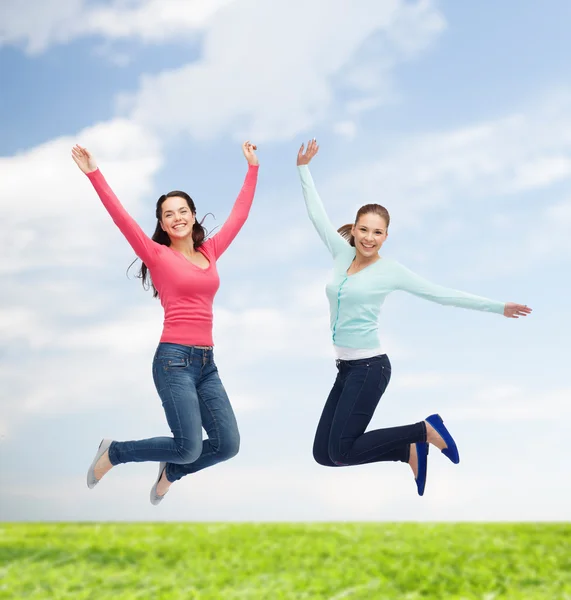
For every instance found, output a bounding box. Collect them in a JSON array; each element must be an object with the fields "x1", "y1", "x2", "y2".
[
  {"x1": 150, "y1": 462, "x2": 167, "y2": 506},
  {"x1": 415, "y1": 442, "x2": 429, "y2": 496},
  {"x1": 86, "y1": 439, "x2": 113, "y2": 489}
]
